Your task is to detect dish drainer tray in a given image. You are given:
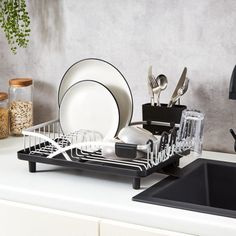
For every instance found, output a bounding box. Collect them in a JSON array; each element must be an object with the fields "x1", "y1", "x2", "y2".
[{"x1": 17, "y1": 120, "x2": 191, "y2": 189}]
